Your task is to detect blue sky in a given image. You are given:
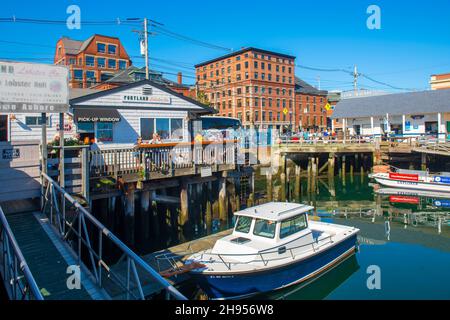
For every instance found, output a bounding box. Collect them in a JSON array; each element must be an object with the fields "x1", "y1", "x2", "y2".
[{"x1": 1, "y1": 0, "x2": 449, "y2": 92}]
